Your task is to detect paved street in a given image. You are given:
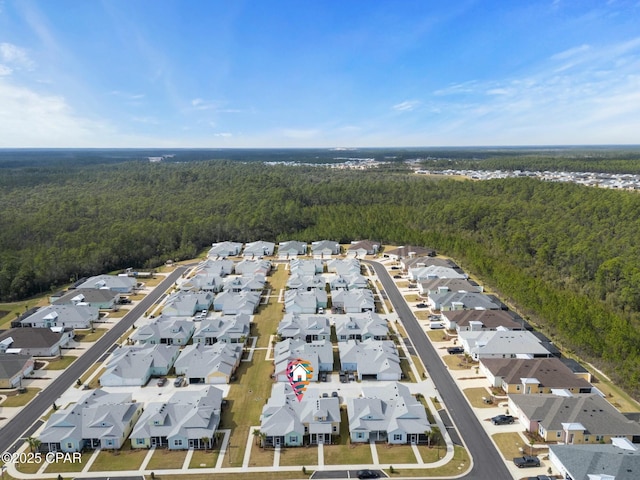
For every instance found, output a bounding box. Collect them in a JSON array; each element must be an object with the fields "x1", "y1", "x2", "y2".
[
  {"x1": 365, "y1": 260, "x2": 514, "y2": 480},
  {"x1": 0, "y1": 267, "x2": 187, "y2": 455}
]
